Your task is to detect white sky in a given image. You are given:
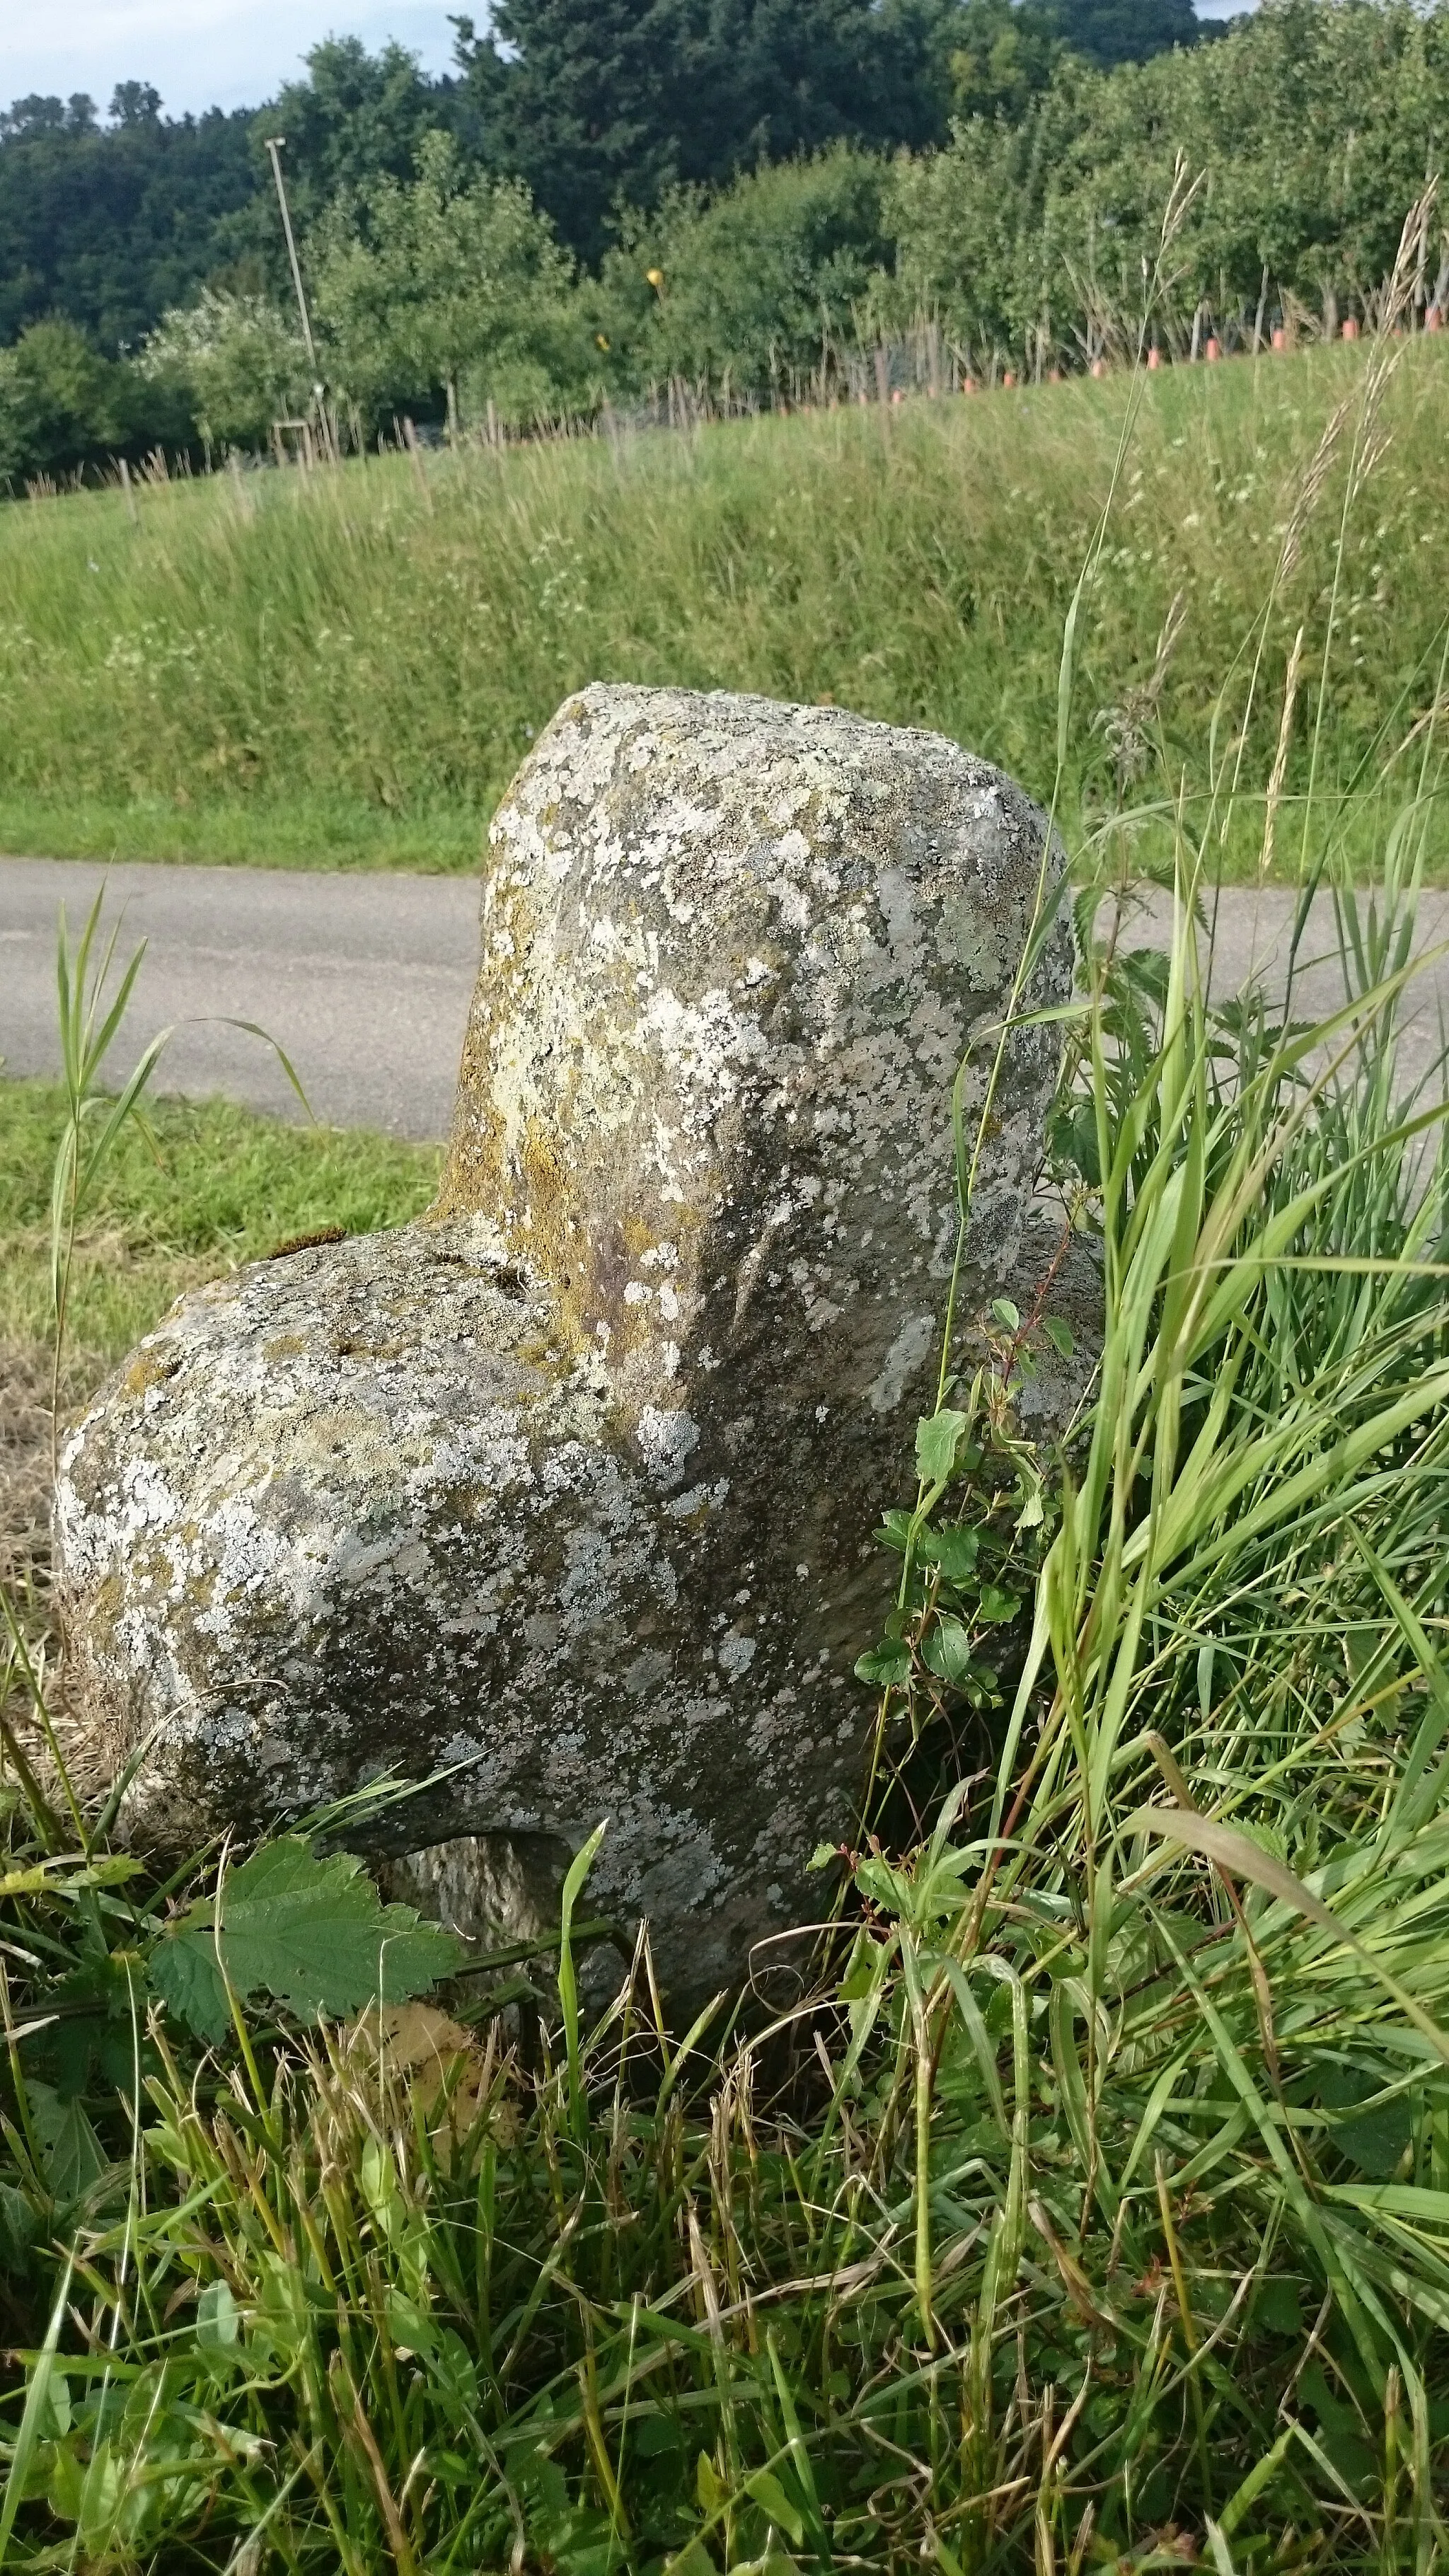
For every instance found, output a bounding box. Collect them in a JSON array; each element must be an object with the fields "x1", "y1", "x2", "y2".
[
  {"x1": 1, "y1": 0, "x2": 1244, "y2": 125},
  {"x1": 0, "y1": 1, "x2": 459, "y2": 119}
]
